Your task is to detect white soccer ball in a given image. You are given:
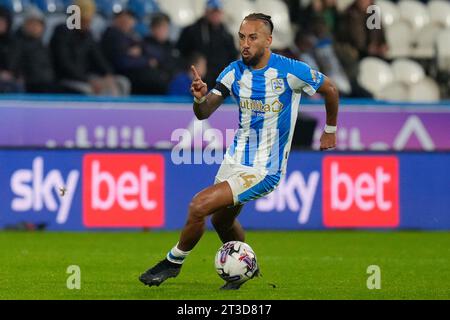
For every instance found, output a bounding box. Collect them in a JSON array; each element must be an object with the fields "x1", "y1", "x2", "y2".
[{"x1": 214, "y1": 241, "x2": 258, "y2": 284}]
